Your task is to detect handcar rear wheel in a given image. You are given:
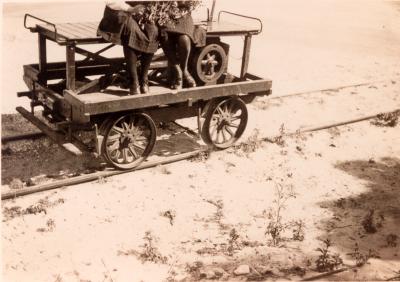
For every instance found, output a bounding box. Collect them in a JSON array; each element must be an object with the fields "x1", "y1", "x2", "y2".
[
  {"x1": 102, "y1": 113, "x2": 156, "y2": 170},
  {"x1": 202, "y1": 97, "x2": 248, "y2": 149}
]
